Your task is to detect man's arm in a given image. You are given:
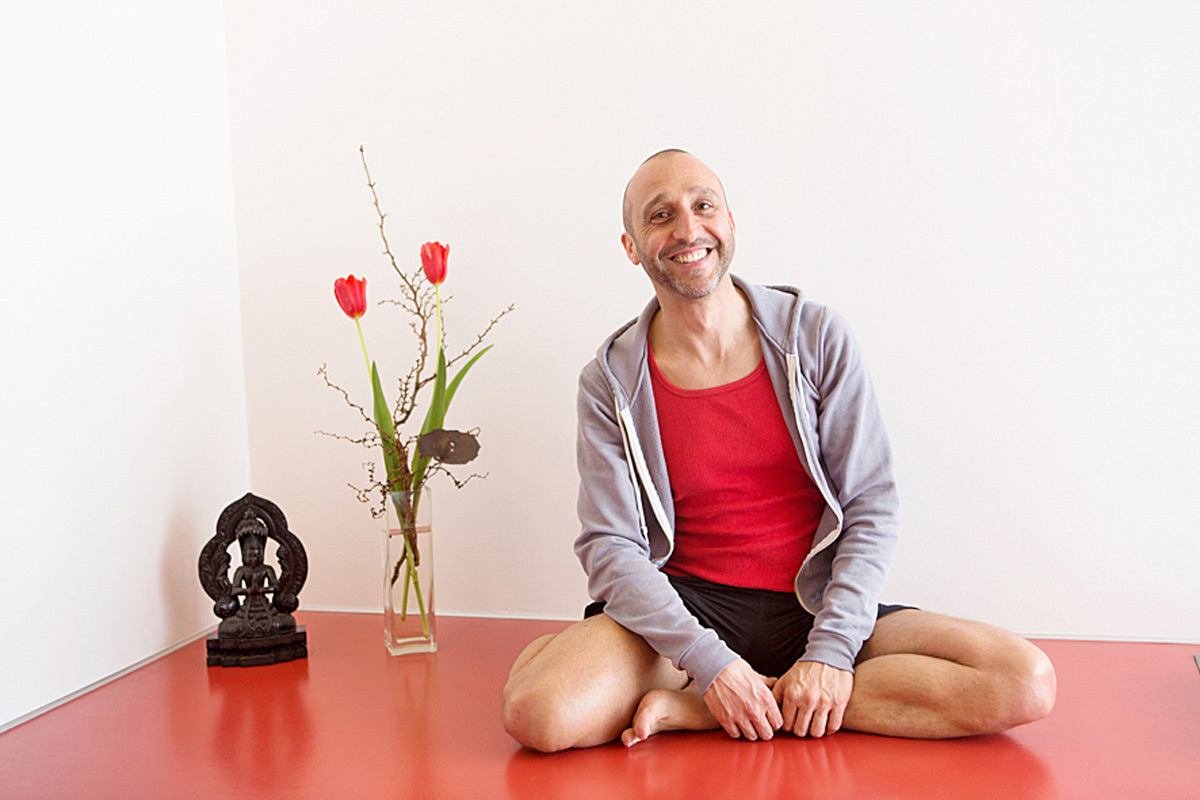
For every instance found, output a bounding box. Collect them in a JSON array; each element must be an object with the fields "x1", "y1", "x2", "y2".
[
  {"x1": 804, "y1": 306, "x2": 900, "y2": 667},
  {"x1": 783, "y1": 306, "x2": 901, "y2": 735},
  {"x1": 574, "y1": 361, "x2": 740, "y2": 691}
]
